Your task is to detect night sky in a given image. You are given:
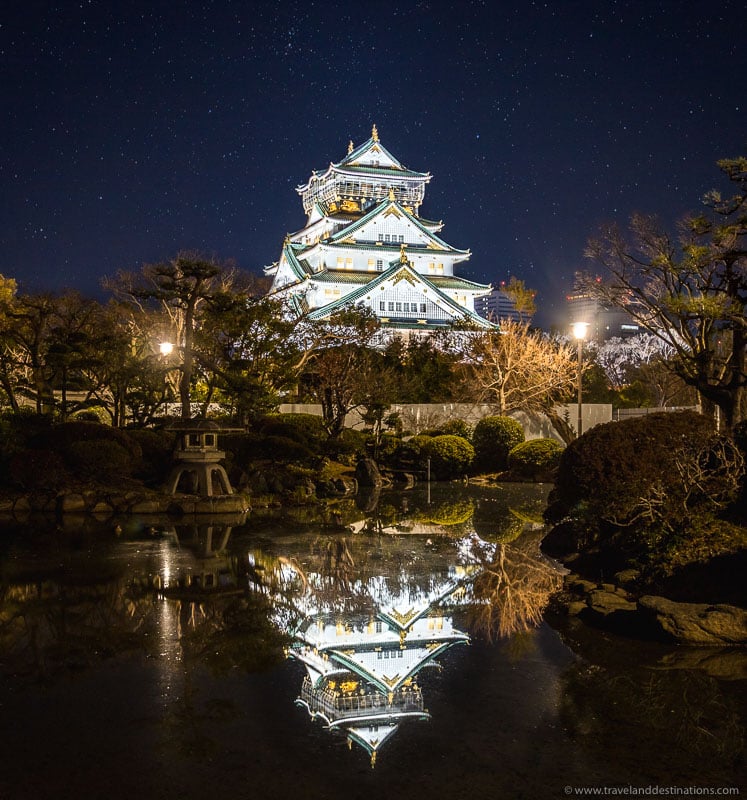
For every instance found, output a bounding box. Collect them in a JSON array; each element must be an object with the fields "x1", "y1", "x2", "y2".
[{"x1": 2, "y1": 0, "x2": 745, "y2": 327}]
